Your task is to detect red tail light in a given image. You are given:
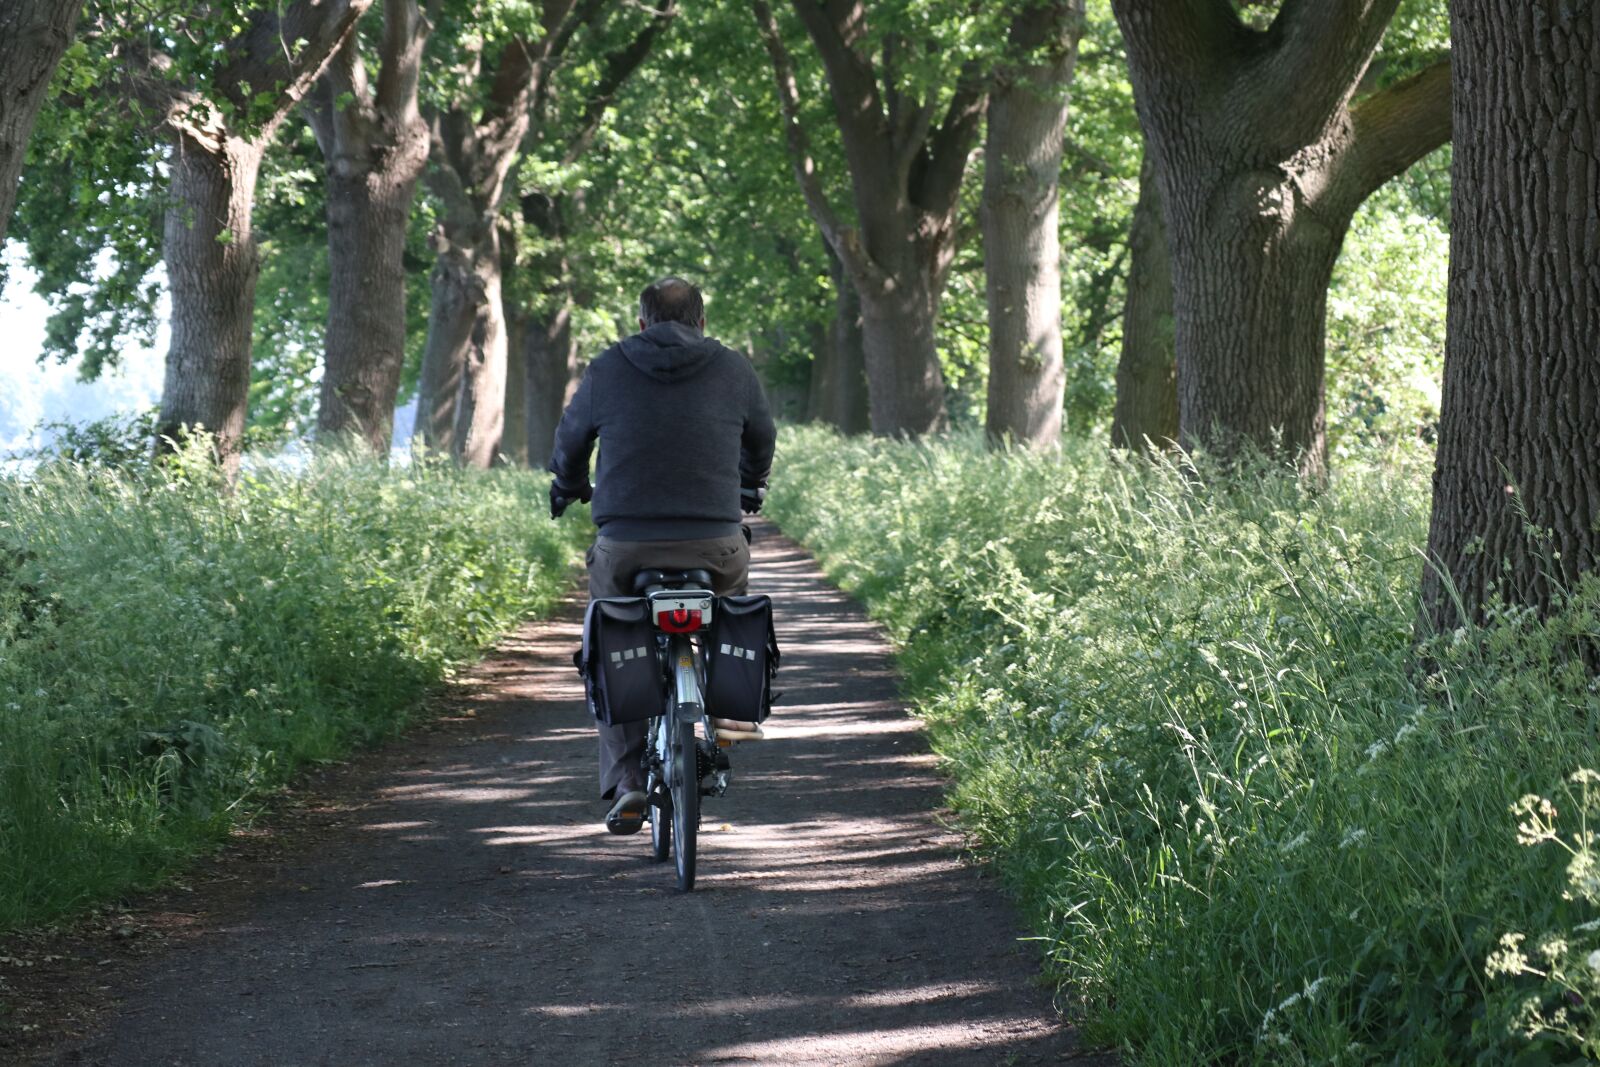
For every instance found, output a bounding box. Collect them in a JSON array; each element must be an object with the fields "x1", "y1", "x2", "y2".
[{"x1": 657, "y1": 608, "x2": 703, "y2": 633}]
